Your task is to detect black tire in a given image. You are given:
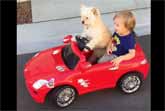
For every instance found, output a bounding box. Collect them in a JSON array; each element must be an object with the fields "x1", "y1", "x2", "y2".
[
  {"x1": 118, "y1": 72, "x2": 143, "y2": 94},
  {"x1": 49, "y1": 86, "x2": 77, "y2": 108}
]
